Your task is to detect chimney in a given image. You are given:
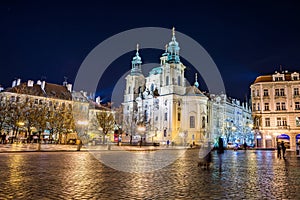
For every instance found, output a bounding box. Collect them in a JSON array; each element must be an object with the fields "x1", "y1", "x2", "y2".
[
  {"x1": 27, "y1": 80, "x2": 34, "y2": 87},
  {"x1": 37, "y1": 80, "x2": 42, "y2": 85},
  {"x1": 41, "y1": 81, "x2": 46, "y2": 90},
  {"x1": 12, "y1": 80, "x2": 16, "y2": 87},
  {"x1": 66, "y1": 84, "x2": 72, "y2": 92},
  {"x1": 96, "y1": 96, "x2": 101, "y2": 104},
  {"x1": 16, "y1": 79, "x2": 21, "y2": 86}
]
